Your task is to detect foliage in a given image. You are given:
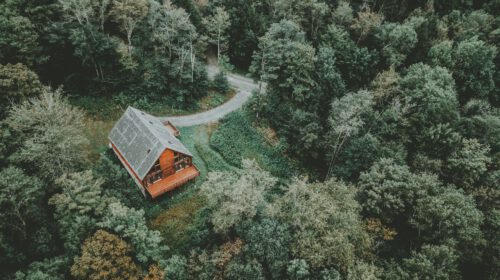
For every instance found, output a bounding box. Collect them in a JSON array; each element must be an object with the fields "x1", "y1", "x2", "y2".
[
  {"x1": 453, "y1": 37, "x2": 497, "y2": 102},
  {"x1": 2, "y1": 1, "x2": 500, "y2": 279},
  {"x1": 98, "y1": 202, "x2": 166, "y2": 264},
  {"x1": 320, "y1": 24, "x2": 376, "y2": 88},
  {"x1": 358, "y1": 158, "x2": 443, "y2": 224},
  {"x1": 212, "y1": 71, "x2": 230, "y2": 94},
  {"x1": 7, "y1": 89, "x2": 89, "y2": 181},
  {"x1": 71, "y1": 229, "x2": 142, "y2": 280},
  {"x1": 399, "y1": 63, "x2": 459, "y2": 155},
  {"x1": 49, "y1": 171, "x2": 110, "y2": 255},
  {"x1": 110, "y1": 0, "x2": 149, "y2": 51},
  {"x1": 0, "y1": 8, "x2": 44, "y2": 66},
  {"x1": 210, "y1": 110, "x2": 298, "y2": 178},
  {"x1": 446, "y1": 138, "x2": 491, "y2": 190},
  {"x1": 377, "y1": 22, "x2": 418, "y2": 66},
  {"x1": 269, "y1": 179, "x2": 371, "y2": 273},
  {"x1": 326, "y1": 90, "x2": 374, "y2": 178},
  {"x1": 163, "y1": 255, "x2": 188, "y2": 280},
  {"x1": 238, "y1": 218, "x2": 291, "y2": 279},
  {"x1": 0, "y1": 63, "x2": 44, "y2": 117},
  {"x1": 203, "y1": 7, "x2": 230, "y2": 63},
  {"x1": 201, "y1": 159, "x2": 277, "y2": 233},
  {"x1": 0, "y1": 167, "x2": 49, "y2": 267},
  {"x1": 410, "y1": 187, "x2": 484, "y2": 248},
  {"x1": 385, "y1": 244, "x2": 460, "y2": 280}
]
